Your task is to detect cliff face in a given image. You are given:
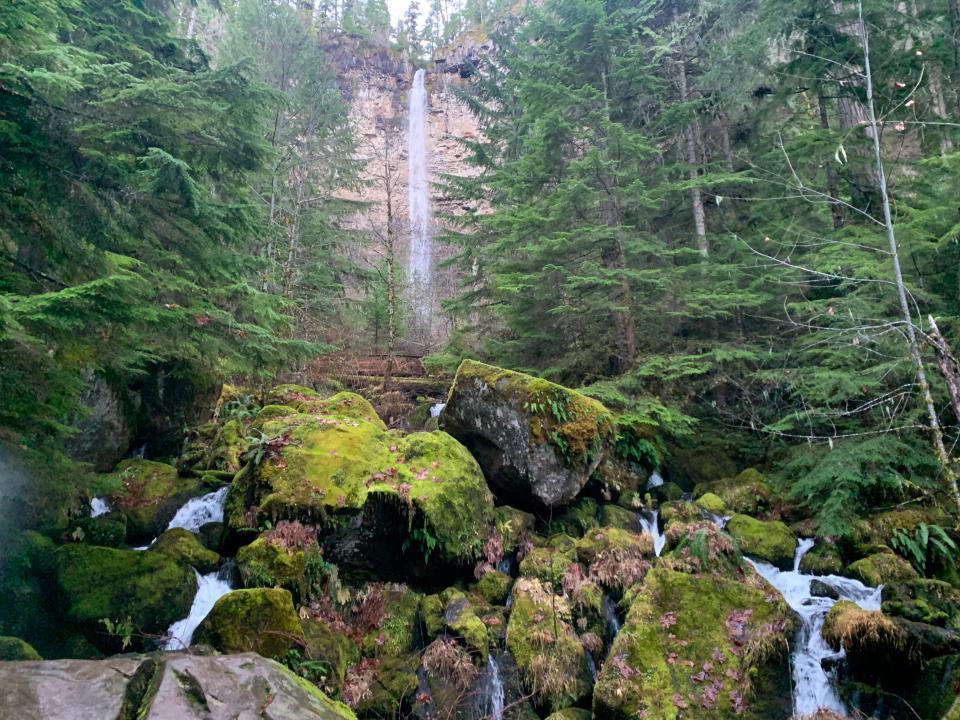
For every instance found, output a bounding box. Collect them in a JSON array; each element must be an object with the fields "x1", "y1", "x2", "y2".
[{"x1": 328, "y1": 36, "x2": 485, "y2": 350}]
